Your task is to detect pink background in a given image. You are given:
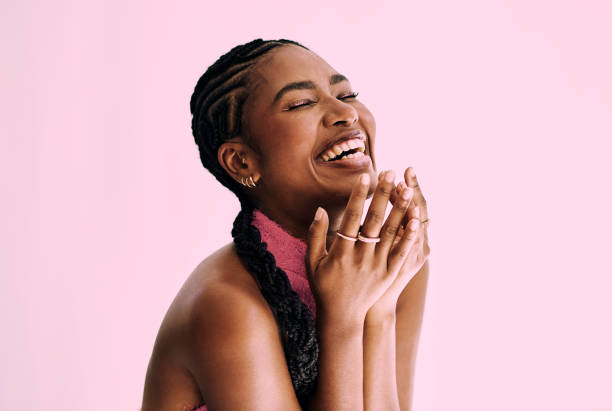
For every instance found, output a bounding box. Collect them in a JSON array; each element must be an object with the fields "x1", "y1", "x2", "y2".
[{"x1": 2, "y1": 0, "x2": 611, "y2": 410}]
